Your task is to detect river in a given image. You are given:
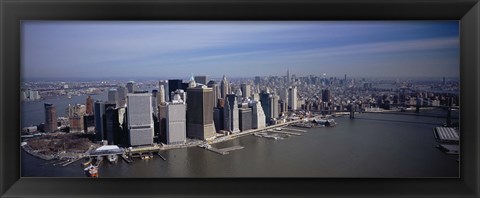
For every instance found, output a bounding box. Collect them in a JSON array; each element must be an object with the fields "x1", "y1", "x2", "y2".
[{"x1": 21, "y1": 110, "x2": 459, "y2": 178}]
